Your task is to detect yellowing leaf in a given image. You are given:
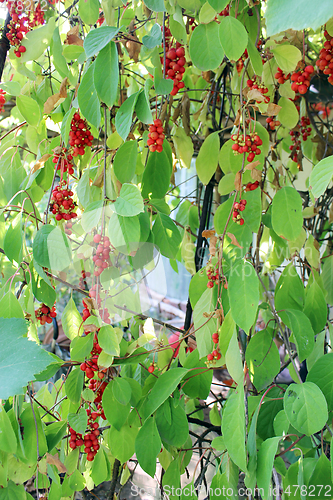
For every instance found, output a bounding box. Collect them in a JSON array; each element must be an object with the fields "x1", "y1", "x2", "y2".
[{"x1": 271, "y1": 43, "x2": 302, "y2": 73}]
